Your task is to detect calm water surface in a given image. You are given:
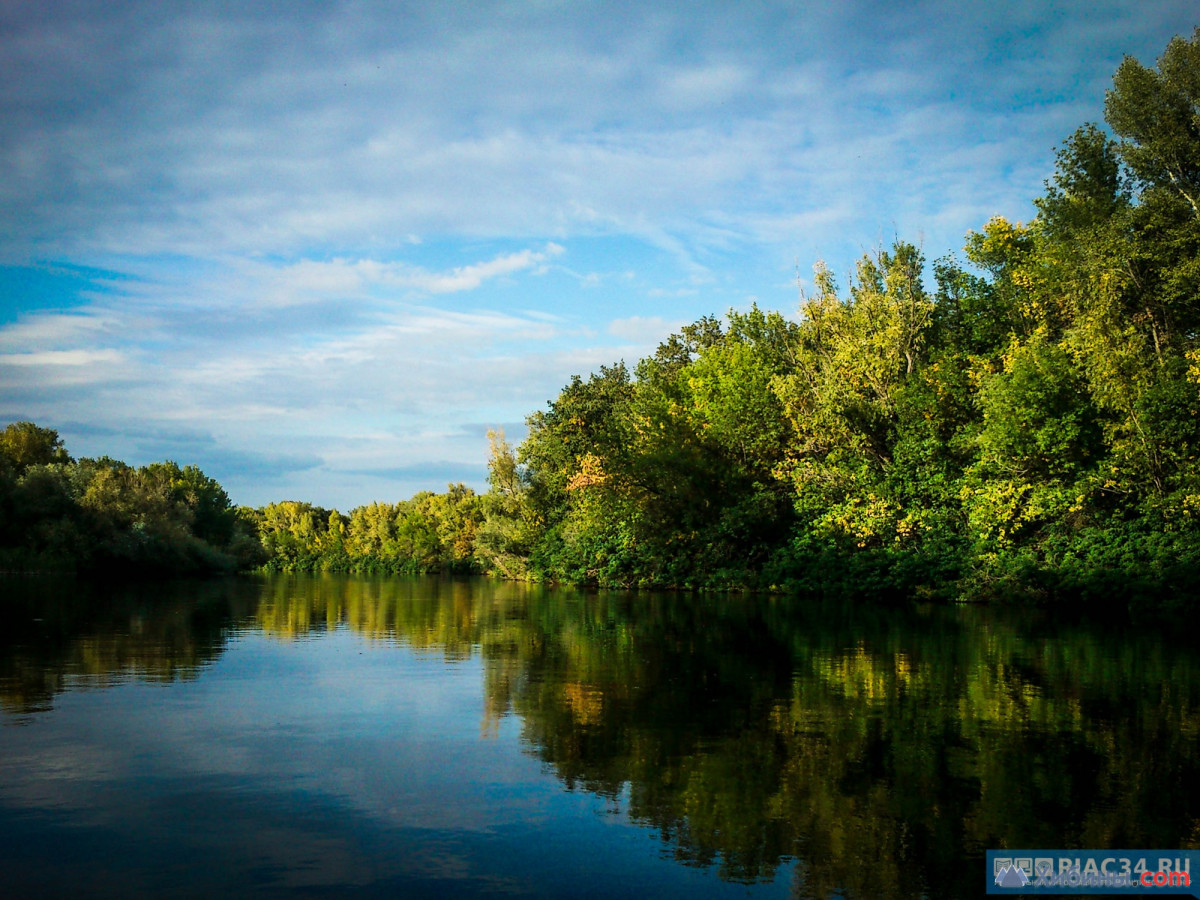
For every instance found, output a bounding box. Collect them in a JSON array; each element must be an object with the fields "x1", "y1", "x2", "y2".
[{"x1": 0, "y1": 574, "x2": 1197, "y2": 898}]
